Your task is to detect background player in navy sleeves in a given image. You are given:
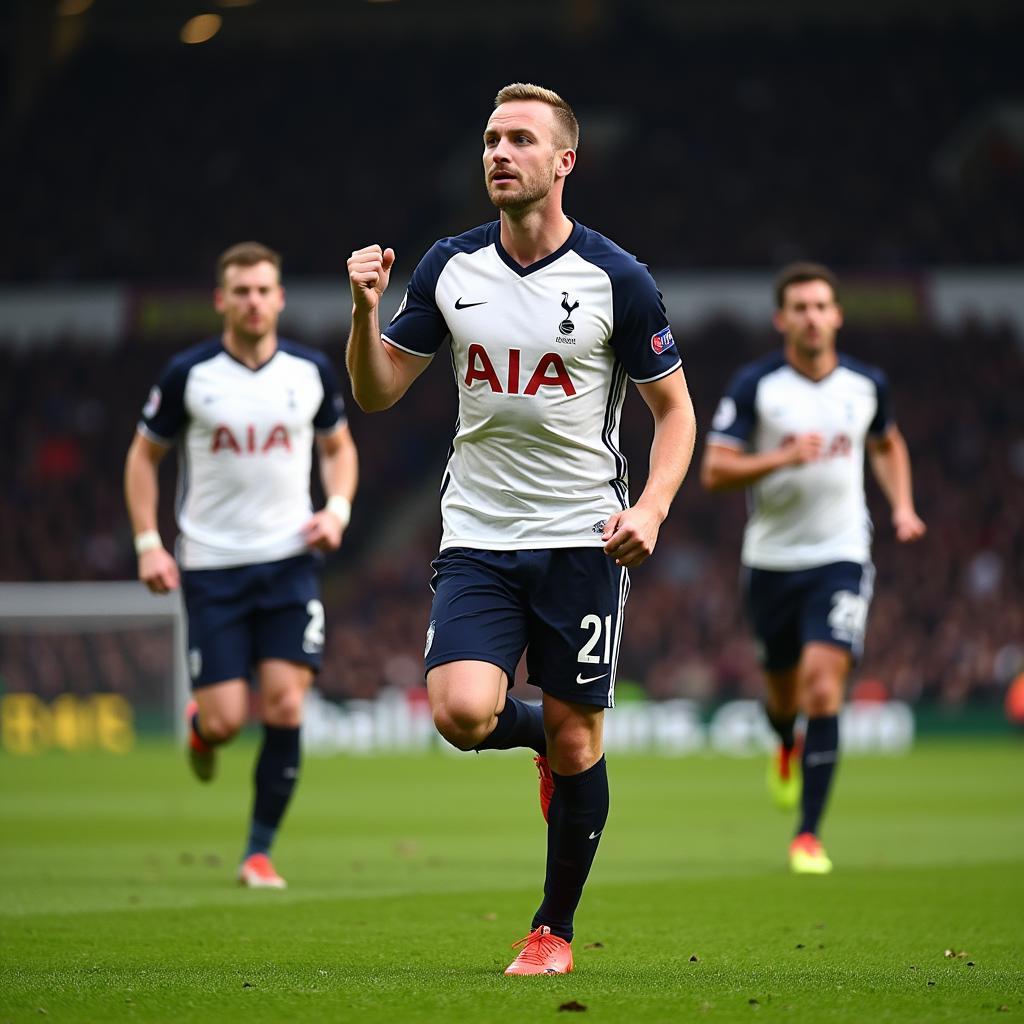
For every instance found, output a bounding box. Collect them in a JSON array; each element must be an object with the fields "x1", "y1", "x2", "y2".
[
  {"x1": 701, "y1": 262, "x2": 925, "y2": 874},
  {"x1": 346, "y1": 83, "x2": 696, "y2": 974},
  {"x1": 124, "y1": 241, "x2": 358, "y2": 889}
]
